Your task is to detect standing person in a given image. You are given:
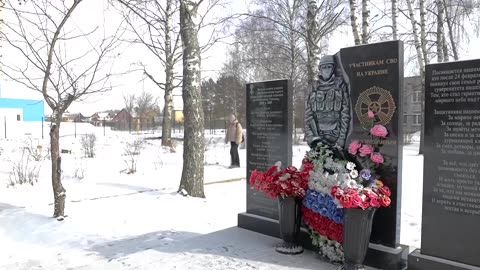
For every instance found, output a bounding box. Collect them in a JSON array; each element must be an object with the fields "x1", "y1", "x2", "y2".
[{"x1": 225, "y1": 114, "x2": 243, "y2": 168}]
